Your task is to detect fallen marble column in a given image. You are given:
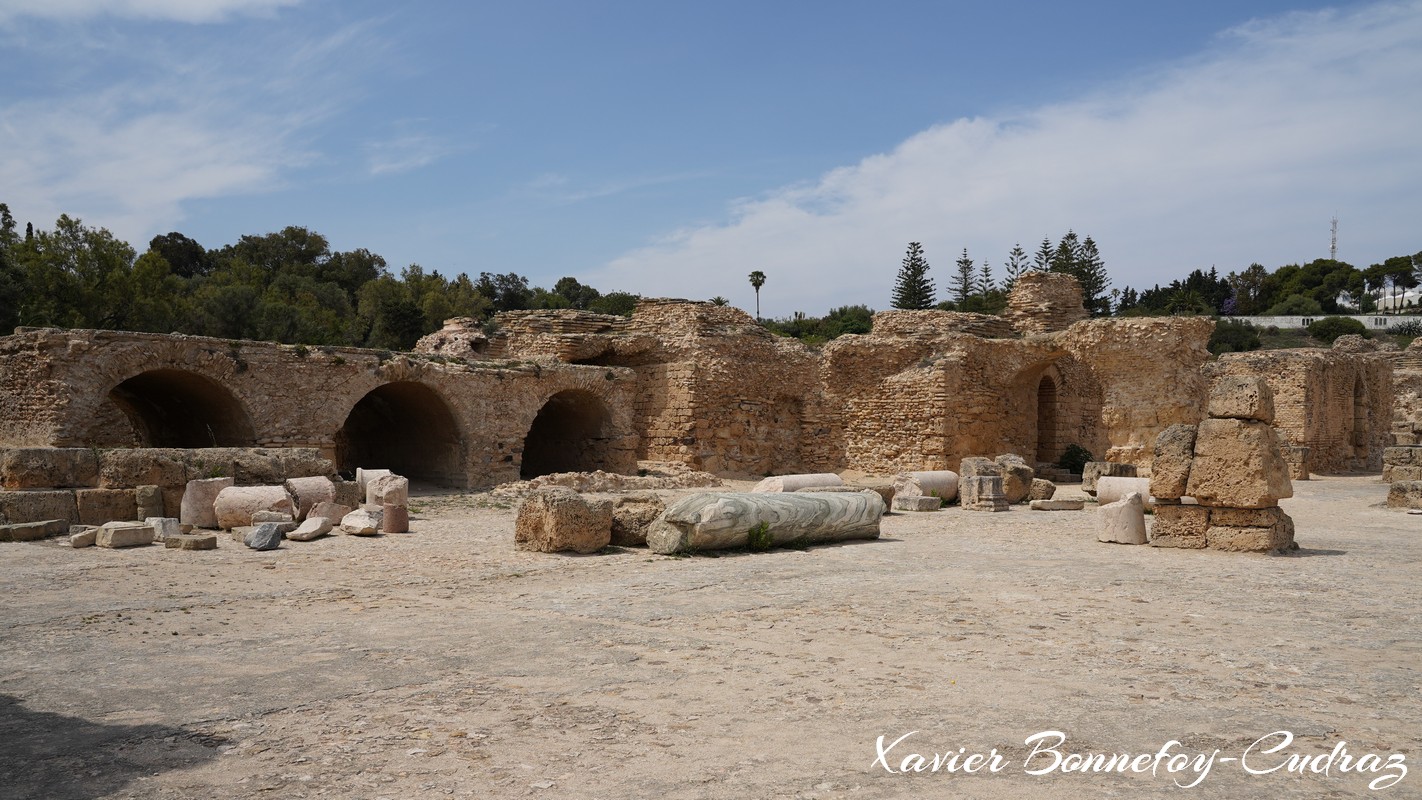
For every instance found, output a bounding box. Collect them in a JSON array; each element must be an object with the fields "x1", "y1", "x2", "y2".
[
  {"x1": 751, "y1": 473, "x2": 844, "y2": 493},
  {"x1": 213, "y1": 485, "x2": 295, "y2": 530},
  {"x1": 890, "y1": 470, "x2": 958, "y2": 502},
  {"x1": 284, "y1": 476, "x2": 336, "y2": 521},
  {"x1": 180, "y1": 477, "x2": 234, "y2": 528},
  {"x1": 1095, "y1": 476, "x2": 1155, "y2": 509},
  {"x1": 647, "y1": 491, "x2": 882, "y2": 554}
]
